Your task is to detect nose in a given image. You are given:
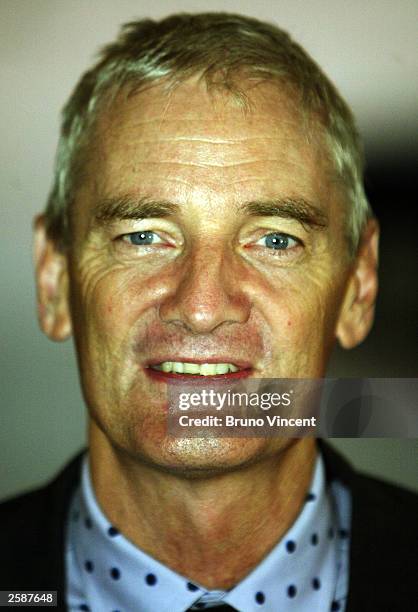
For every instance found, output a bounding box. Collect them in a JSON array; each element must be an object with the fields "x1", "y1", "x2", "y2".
[{"x1": 159, "y1": 245, "x2": 251, "y2": 334}]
